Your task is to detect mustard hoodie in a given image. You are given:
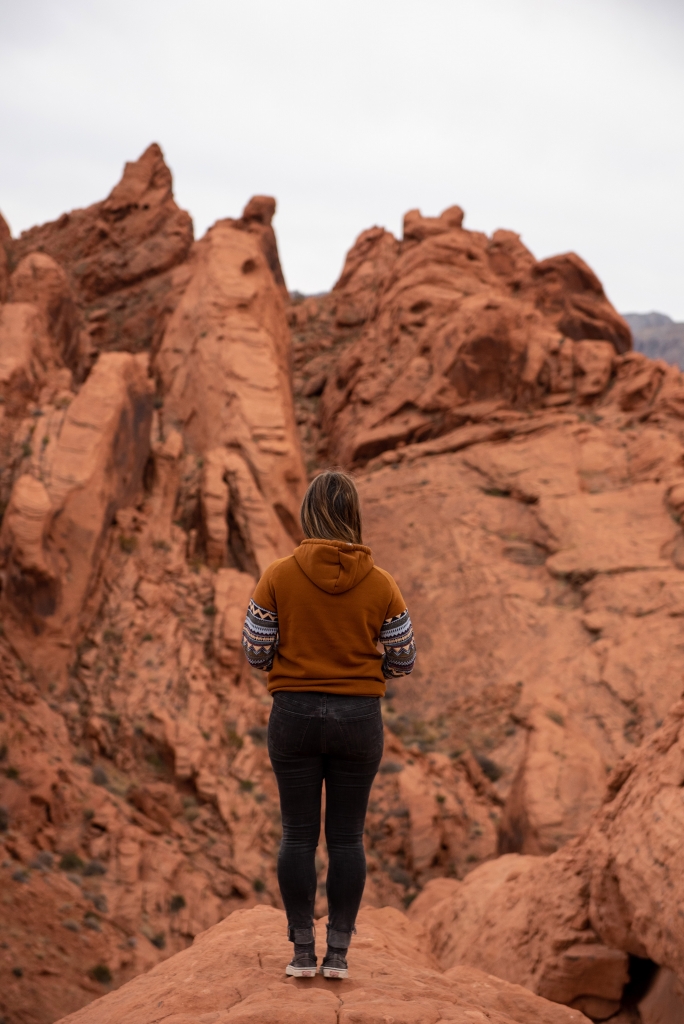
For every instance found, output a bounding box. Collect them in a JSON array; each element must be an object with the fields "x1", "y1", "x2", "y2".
[{"x1": 242, "y1": 538, "x2": 416, "y2": 696}]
